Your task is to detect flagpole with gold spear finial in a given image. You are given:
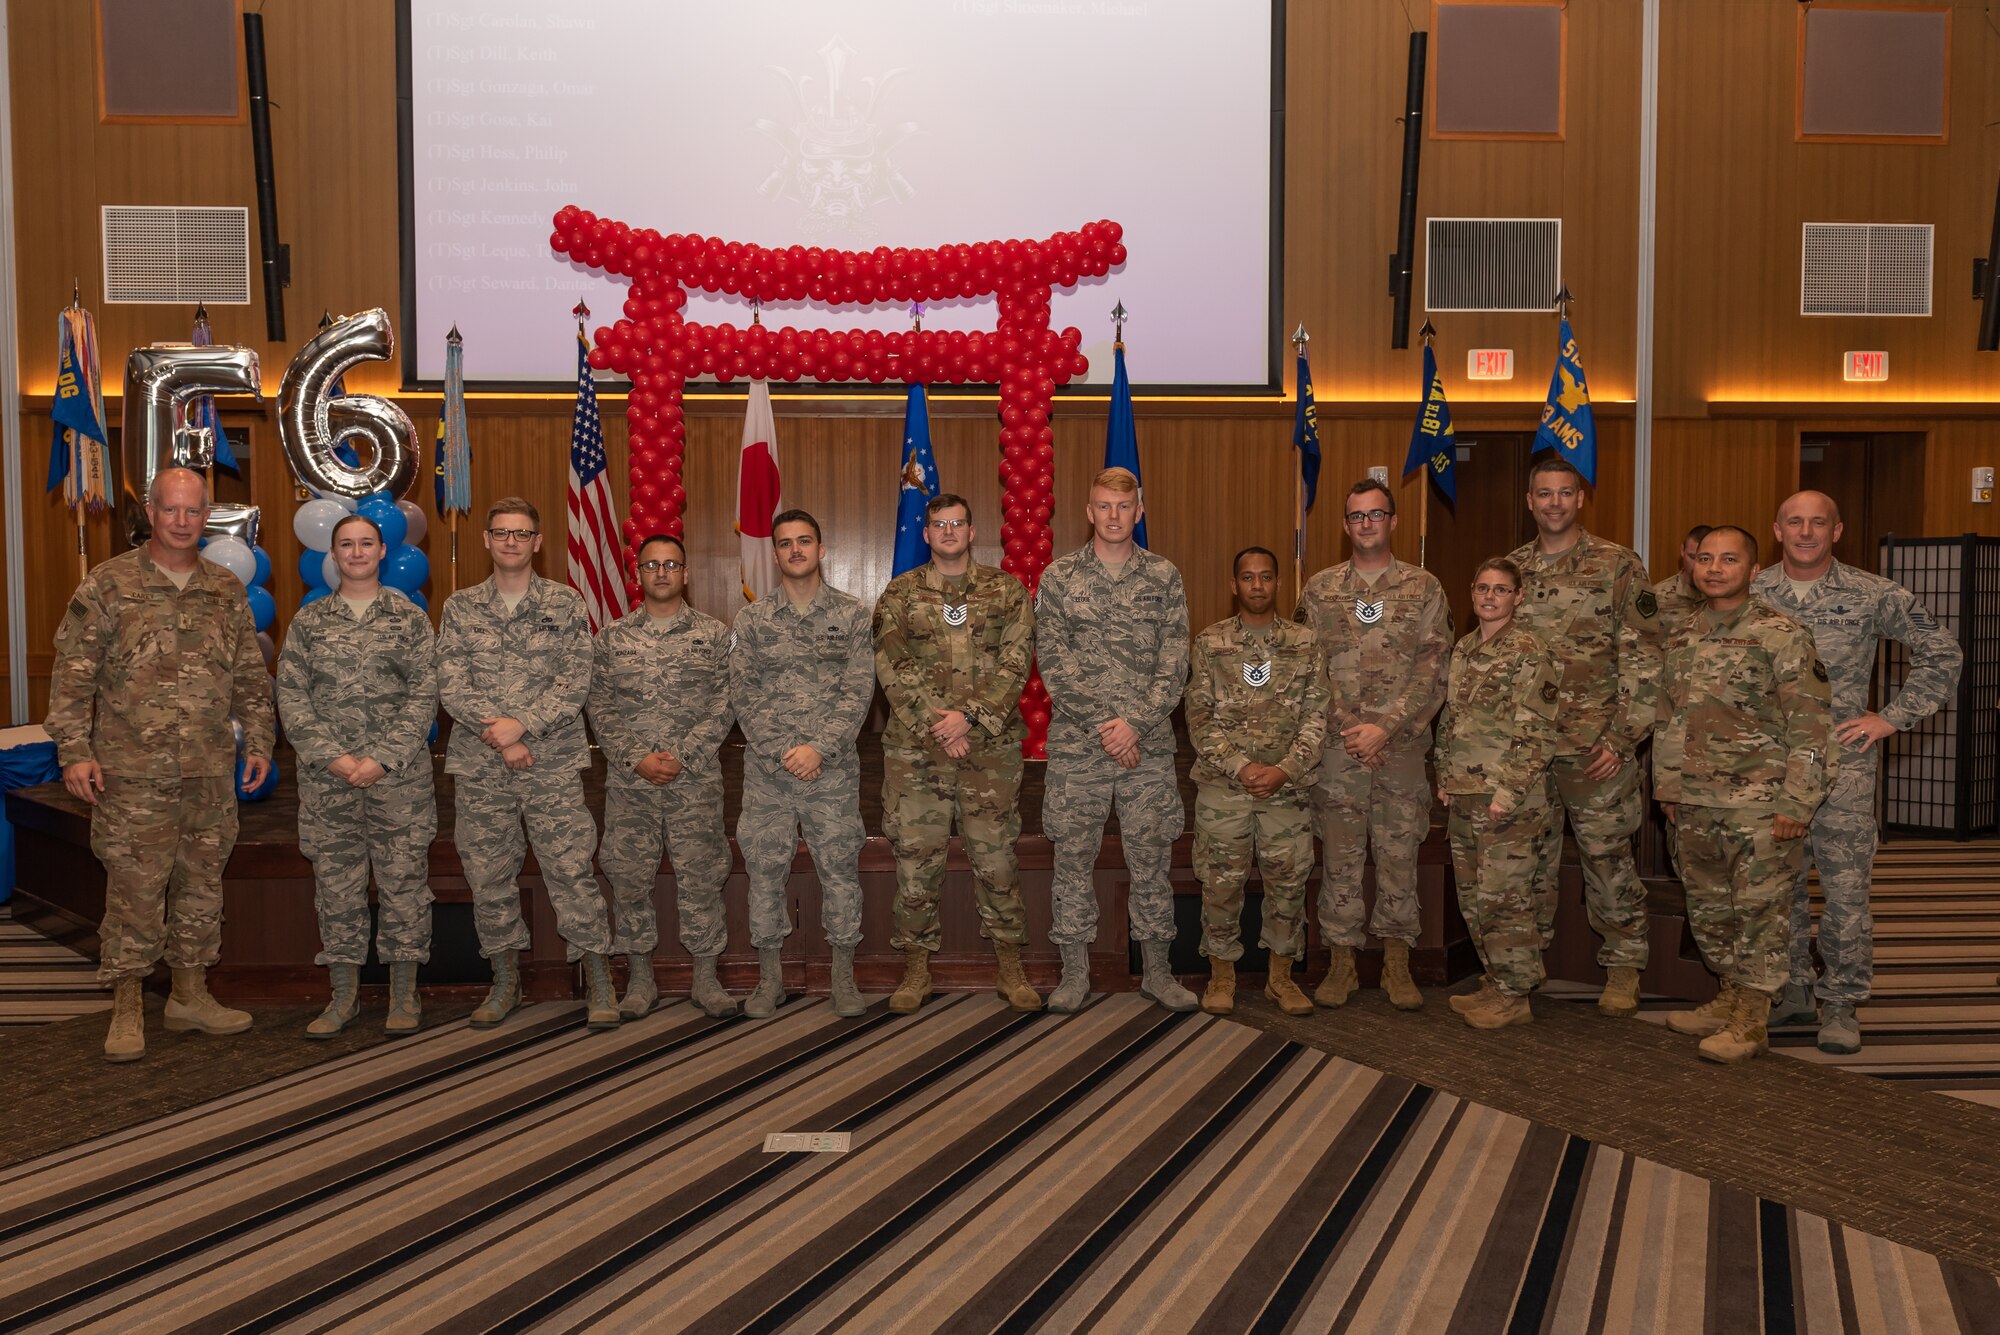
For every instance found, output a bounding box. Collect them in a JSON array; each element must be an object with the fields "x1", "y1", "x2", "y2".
[
  {"x1": 1292, "y1": 322, "x2": 1309, "y2": 600},
  {"x1": 1417, "y1": 319, "x2": 1436, "y2": 570}
]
